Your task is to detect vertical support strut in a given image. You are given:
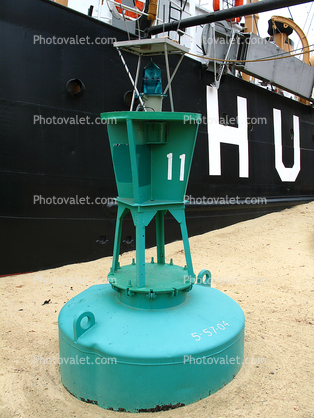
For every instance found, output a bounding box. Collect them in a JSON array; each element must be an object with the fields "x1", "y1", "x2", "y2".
[
  {"x1": 156, "y1": 210, "x2": 166, "y2": 264},
  {"x1": 111, "y1": 205, "x2": 128, "y2": 273},
  {"x1": 169, "y1": 207, "x2": 194, "y2": 278},
  {"x1": 180, "y1": 217, "x2": 194, "y2": 278},
  {"x1": 130, "y1": 54, "x2": 142, "y2": 111},
  {"x1": 164, "y1": 43, "x2": 174, "y2": 112},
  {"x1": 116, "y1": 48, "x2": 146, "y2": 110},
  {"x1": 136, "y1": 212, "x2": 146, "y2": 288},
  {"x1": 163, "y1": 53, "x2": 185, "y2": 96}
]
